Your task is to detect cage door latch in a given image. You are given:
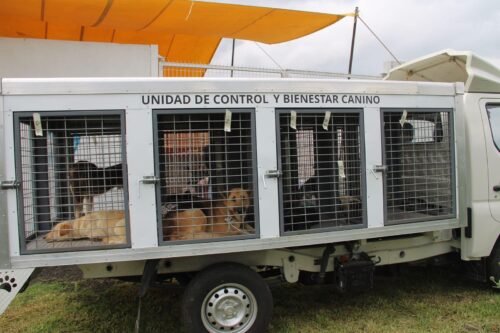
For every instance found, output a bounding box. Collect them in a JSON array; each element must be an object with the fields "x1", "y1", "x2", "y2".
[
  {"x1": 369, "y1": 165, "x2": 387, "y2": 180},
  {"x1": 140, "y1": 176, "x2": 160, "y2": 185},
  {"x1": 265, "y1": 170, "x2": 281, "y2": 178},
  {"x1": 372, "y1": 165, "x2": 387, "y2": 173},
  {"x1": 0, "y1": 180, "x2": 20, "y2": 190}
]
